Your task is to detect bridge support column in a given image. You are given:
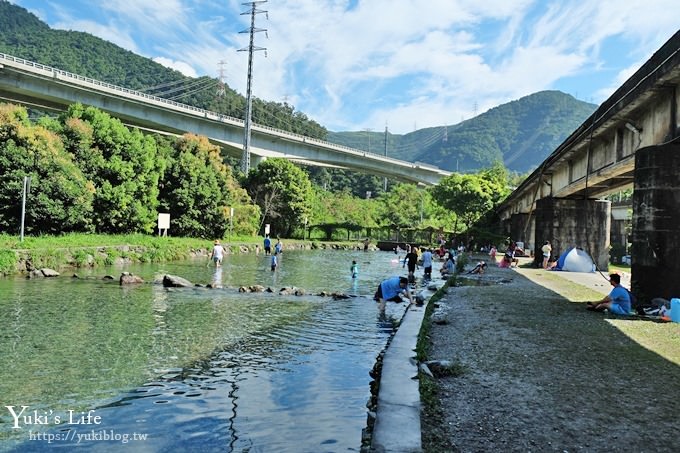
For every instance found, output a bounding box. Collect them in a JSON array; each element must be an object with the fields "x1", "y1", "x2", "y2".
[
  {"x1": 631, "y1": 143, "x2": 680, "y2": 302},
  {"x1": 250, "y1": 154, "x2": 266, "y2": 168},
  {"x1": 533, "y1": 197, "x2": 611, "y2": 269},
  {"x1": 510, "y1": 213, "x2": 532, "y2": 251}
]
